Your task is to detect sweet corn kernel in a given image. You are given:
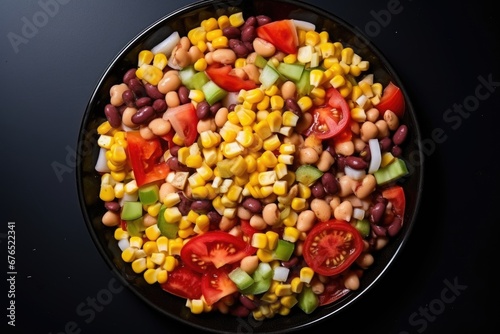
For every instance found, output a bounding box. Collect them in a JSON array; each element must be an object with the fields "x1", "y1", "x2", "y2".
[
  {"x1": 150, "y1": 252, "x2": 166, "y2": 266},
  {"x1": 153, "y1": 53, "x2": 168, "y2": 70},
  {"x1": 297, "y1": 183, "x2": 311, "y2": 199},
  {"x1": 99, "y1": 184, "x2": 115, "y2": 202},
  {"x1": 223, "y1": 141, "x2": 244, "y2": 158},
  {"x1": 341, "y1": 47, "x2": 354, "y2": 64},
  {"x1": 310, "y1": 69, "x2": 324, "y2": 87},
  {"x1": 132, "y1": 258, "x2": 147, "y2": 273},
  {"x1": 136, "y1": 64, "x2": 163, "y2": 85},
  {"x1": 265, "y1": 231, "x2": 279, "y2": 250},
  {"x1": 290, "y1": 277, "x2": 303, "y2": 293},
  {"x1": 145, "y1": 225, "x2": 161, "y2": 241},
  {"x1": 299, "y1": 267, "x2": 314, "y2": 284},
  {"x1": 156, "y1": 236, "x2": 169, "y2": 253},
  {"x1": 206, "y1": 29, "x2": 223, "y2": 41},
  {"x1": 257, "y1": 248, "x2": 274, "y2": 262},
  {"x1": 97, "y1": 121, "x2": 113, "y2": 134},
  {"x1": 251, "y1": 233, "x2": 268, "y2": 249},
  {"x1": 283, "y1": 226, "x2": 301, "y2": 243},
  {"x1": 256, "y1": 95, "x2": 270, "y2": 111},
  {"x1": 189, "y1": 299, "x2": 205, "y2": 314},
  {"x1": 280, "y1": 295, "x2": 298, "y2": 309},
  {"x1": 143, "y1": 268, "x2": 157, "y2": 284},
  {"x1": 229, "y1": 12, "x2": 244, "y2": 27},
  {"x1": 163, "y1": 255, "x2": 178, "y2": 272},
  {"x1": 275, "y1": 284, "x2": 293, "y2": 297},
  {"x1": 188, "y1": 172, "x2": 206, "y2": 188},
  {"x1": 169, "y1": 238, "x2": 183, "y2": 256},
  {"x1": 261, "y1": 292, "x2": 278, "y2": 304},
  {"x1": 273, "y1": 180, "x2": 288, "y2": 196},
  {"x1": 191, "y1": 186, "x2": 209, "y2": 199},
  {"x1": 178, "y1": 226, "x2": 195, "y2": 239},
  {"x1": 270, "y1": 95, "x2": 284, "y2": 110},
  {"x1": 297, "y1": 96, "x2": 313, "y2": 112},
  {"x1": 138, "y1": 50, "x2": 154, "y2": 67},
  {"x1": 258, "y1": 171, "x2": 277, "y2": 186},
  {"x1": 121, "y1": 247, "x2": 136, "y2": 263},
  {"x1": 164, "y1": 207, "x2": 182, "y2": 223},
  {"x1": 282, "y1": 54, "x2": 297, "y2": 63},
  {"x1": 114, "y1": 227, "x2": 129, "y2": 240},
  {"x1": 156, "y1": 269, "x2": 168, "y2": 284},
  {"x1": 291, "y1": 197, "x2": 307, "y2": 211},
  {"x1": 194, "y1": 58, "x2": 208, "y2": 71}
]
